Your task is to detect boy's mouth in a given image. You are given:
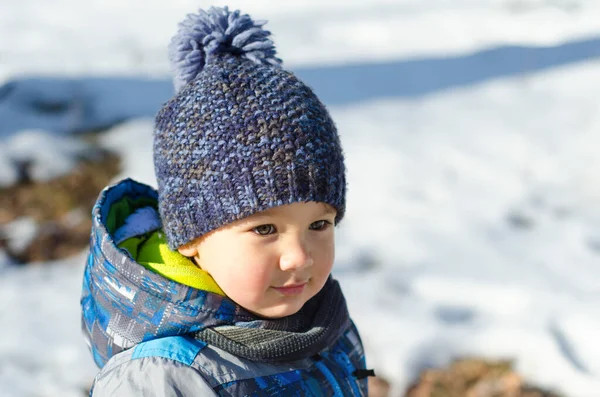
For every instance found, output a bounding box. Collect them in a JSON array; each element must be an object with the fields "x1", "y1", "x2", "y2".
[{"x1": 272, "y1": 281, "x2": 308, "y2": 296}]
